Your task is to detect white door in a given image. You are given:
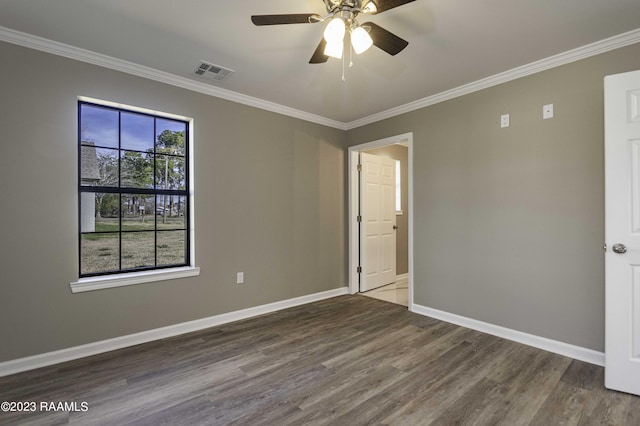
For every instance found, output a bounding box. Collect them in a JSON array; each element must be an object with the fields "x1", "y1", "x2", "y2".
[
  {"x1": 605, "y1": 69, "x2": 640, "y2": 396},
  {"x1": 360, "y1": 152, "x2": 396, "y2": 292}
]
